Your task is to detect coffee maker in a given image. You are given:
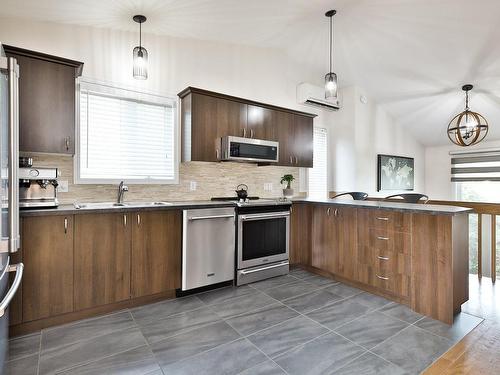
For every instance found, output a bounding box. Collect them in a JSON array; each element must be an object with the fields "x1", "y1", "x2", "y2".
[{"x1": 19, "y1": 164, "x2": 59, "y2": 208}]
